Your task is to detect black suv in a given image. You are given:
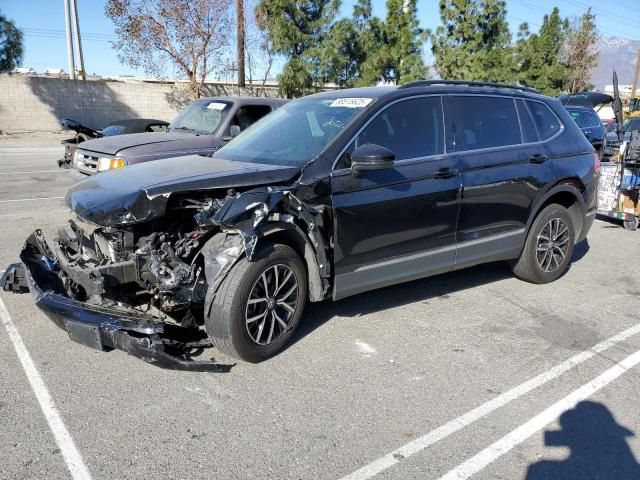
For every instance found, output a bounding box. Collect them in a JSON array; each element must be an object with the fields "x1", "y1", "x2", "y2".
[{"x1": 2, "y1": 81, "x2": 598, "y2": 369}]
